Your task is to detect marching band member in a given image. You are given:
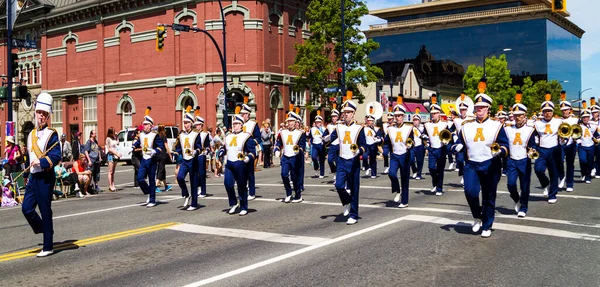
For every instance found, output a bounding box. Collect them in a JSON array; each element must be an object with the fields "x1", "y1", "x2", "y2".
[
  {"x1": 450, "y1": 96, "x2": 472, "y2": 185},
  {"x1": 308, "y1": 112, "x2": 326, "y2": 178},
  {"x1": 591, "y1": 98, "x2": 600, "y2": 178},
  {"x1": 274, "y1": 111, "x2": 306, "y2": 202},
  {"x1": 557, "y1": 91, "x2": 578, "y2": 191},
  {"x1": 220, "y1": 114, "x2": 256, "y2": 216},
  {"x1": 410, "y1": 108, "x2": 425, "y2": 180},
  {"x1": 363, "y1": 114, "x2": 384, "y2": 178},
  {"x1": 135, "y1": 107, "x2": 164, "y2": 207},
  {"x1": 22, "y1": 92, "x2": 62, "y2": 257},
  {"x1": 533, "y1": 93, "x2": 563, "y2": 204},
  {"x1": 527, "y1": 114, "x2": 537, "y2": 127},
  {"x1": 505, "y1": 91, "x2": 537, "y2": 218},
  {"x1": 323, "y1": 108, "x2": 340, "y2": 180},
  {"x1": 382, "y1": 112, "x2": 394, "y2": 174},
  {"x1": 240, "y1": 98, "x2": 262, "y2": 201},
  {"x1": 329, "y1": 96, "x2": 367, "y2": 225},
  {"x1": 385, "y1": 99, "x2": 414, "y2": 207},
  {"x1": 422, "y1": 94, "x2": 449, "y2": 196},
  {"x1": 446, "y1": 110, "x2": 457, "y2": 171},
  {"x1": 173, "y1": 107, "x2": 203, "y2": 210},
  {"x1": 452, "y1": 90, "x2": 509, "y2": 238},
  {"x1": 506, "y1": 111, "x2": 515, "y2": 126},
  {"x1": 194, "y1": 107, "x2": 212, "y2": 198},
  {"x1": 577, "y1": 102, "x2": 599, "y2": 184}
]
